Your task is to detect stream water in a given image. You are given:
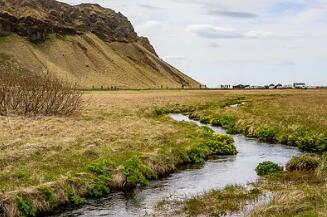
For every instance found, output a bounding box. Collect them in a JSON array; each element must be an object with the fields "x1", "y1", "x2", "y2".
[{"x1": 54, "y1": 114, "x2": 301, "y2": 217}]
